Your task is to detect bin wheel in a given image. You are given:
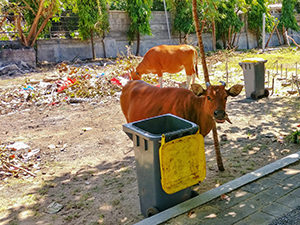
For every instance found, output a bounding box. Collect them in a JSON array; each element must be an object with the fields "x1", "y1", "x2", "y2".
[
  {"x1": 191, "y1": 190, "x2": 199, "y2": 197},
  {"x1": 250, "y1": 92, "x2": 258, "y2": 100},
  {"x1": 147, "y1": 207, "x2": 159, "y2": 217},
  {"x1": 263, "y1": 89, "x2": 269, "y2": 97}
]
